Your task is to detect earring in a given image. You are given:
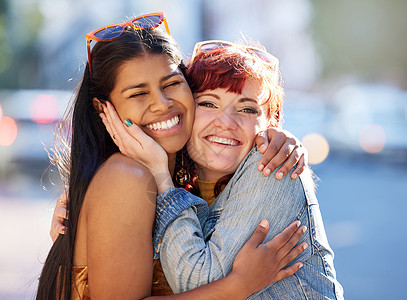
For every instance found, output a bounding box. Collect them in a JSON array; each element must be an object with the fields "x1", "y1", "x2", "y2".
[{"x1": 175, "y1": 150, "x2": 191, "y2": 186}]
